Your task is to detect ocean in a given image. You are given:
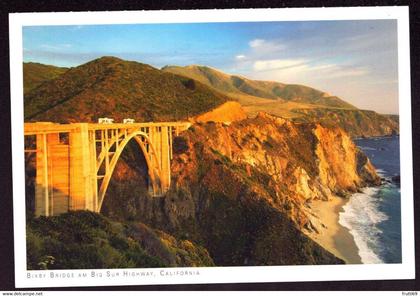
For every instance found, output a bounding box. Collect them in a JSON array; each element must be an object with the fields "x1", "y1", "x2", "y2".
[{"x1": 339, "y1": 135, "x2": 401, "y2": 264}]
